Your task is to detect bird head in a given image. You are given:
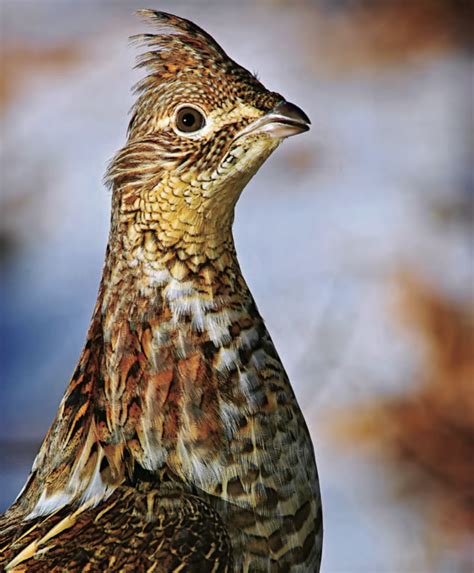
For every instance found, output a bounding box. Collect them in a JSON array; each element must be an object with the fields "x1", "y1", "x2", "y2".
[{"x1": 107, "y1": 10, "x2": 310, "y2": 260}]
